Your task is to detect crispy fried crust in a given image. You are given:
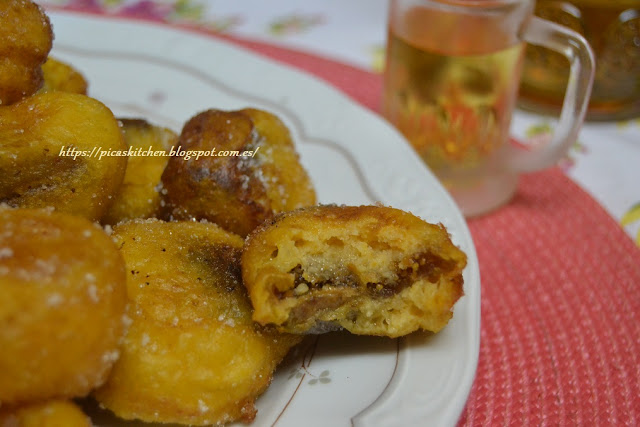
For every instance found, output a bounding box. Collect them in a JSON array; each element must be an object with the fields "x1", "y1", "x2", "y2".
[
  {"x1": 0, "y1": 0, "x2": 53, "y2": 105},
  {"x1": 160, "y1": 108, "x2": 316, "y2": 236},
  {"x1": 103, "y1": 118, "x2": 177, "y2": 225},
  {"x1": 94, "y1": 220, "x2": 302, "y2": 425},
  {"x1": 242, "y1": 205, "x2": 467, "y2": 337},
  {"x1": 0, "y1": 400, "x2": 91, "y2": 427},
  {"x1": 0, "y1": 92, "x2": 127, "y2": 221},
  {"x1": 40, "y1": 57, "x2": 89, "y2": 95},
  {"x1": 0, "y1": 208, "x2": 128, "y2": 405}
]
